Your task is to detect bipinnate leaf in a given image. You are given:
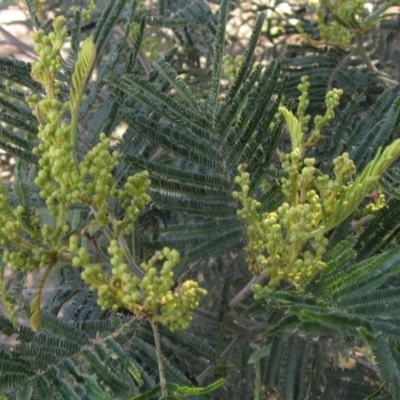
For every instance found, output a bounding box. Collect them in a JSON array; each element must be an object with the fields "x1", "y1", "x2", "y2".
[{"x1": 70, "y1": 36, "x2": 96, "y2": 110}]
